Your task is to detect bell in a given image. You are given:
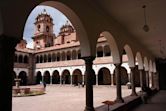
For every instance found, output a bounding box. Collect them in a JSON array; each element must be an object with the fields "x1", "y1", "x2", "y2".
[{"x1": 143, "y1": 24, "x2": 149, "y2": 32}]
